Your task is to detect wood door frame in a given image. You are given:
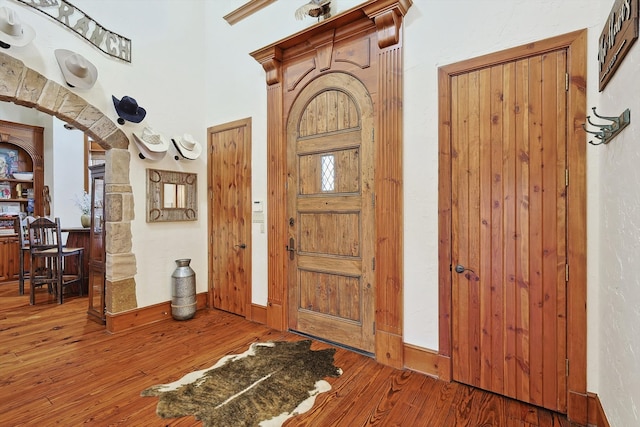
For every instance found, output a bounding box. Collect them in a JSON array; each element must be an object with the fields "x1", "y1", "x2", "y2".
[
  {"x1": 251, "y1": 0, "x2": 412, "y2": 367},
  {"x1": 207, "y1": 117, "x2": 253, "y2": 319},
  {"x1": 438, "y1": 29, "x2": 587, "y2": 424}
]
